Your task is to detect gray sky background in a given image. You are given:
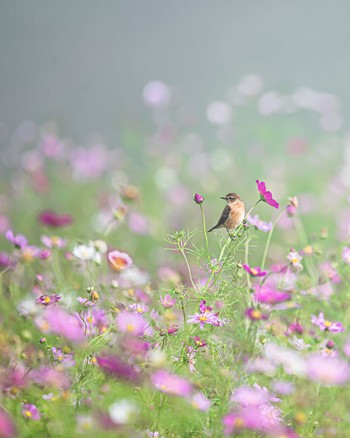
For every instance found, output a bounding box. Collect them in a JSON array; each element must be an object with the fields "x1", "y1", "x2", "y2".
[{"x1": 1, "y1": 1, "x2": 350, "y2": 144}]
